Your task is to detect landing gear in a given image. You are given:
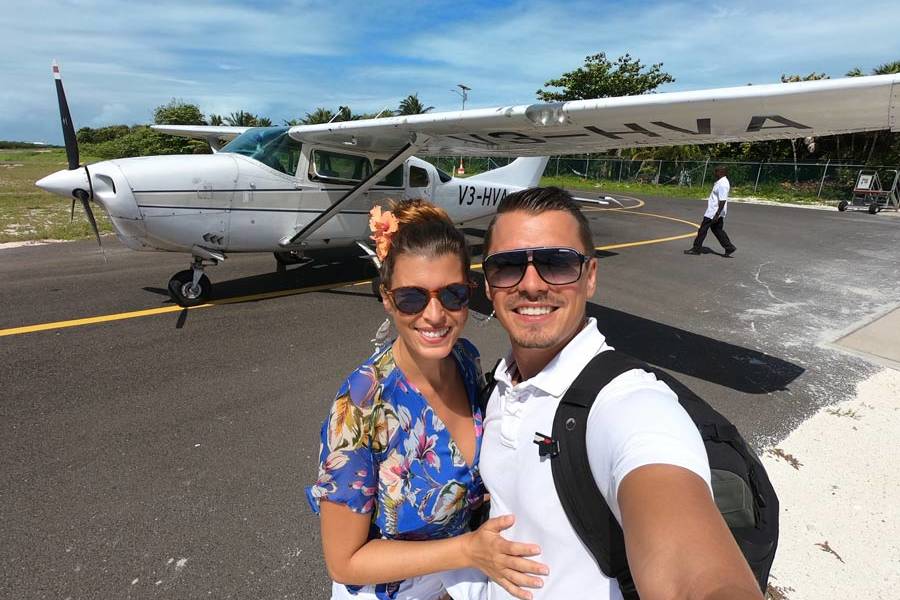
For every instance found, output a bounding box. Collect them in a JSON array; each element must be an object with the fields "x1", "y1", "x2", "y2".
[
  {"x1": 837, "y1": 200, "x2": 848, "y2": 212},
  {"x1": 168, "y1": 269, "x2": 211, "y2": 306},
  {"x1": 168, "y1": 250, "x2": 222, "y2": 307},
  {"x1": 274, "y1": 250, "x2": 313, "y2": 273}
]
